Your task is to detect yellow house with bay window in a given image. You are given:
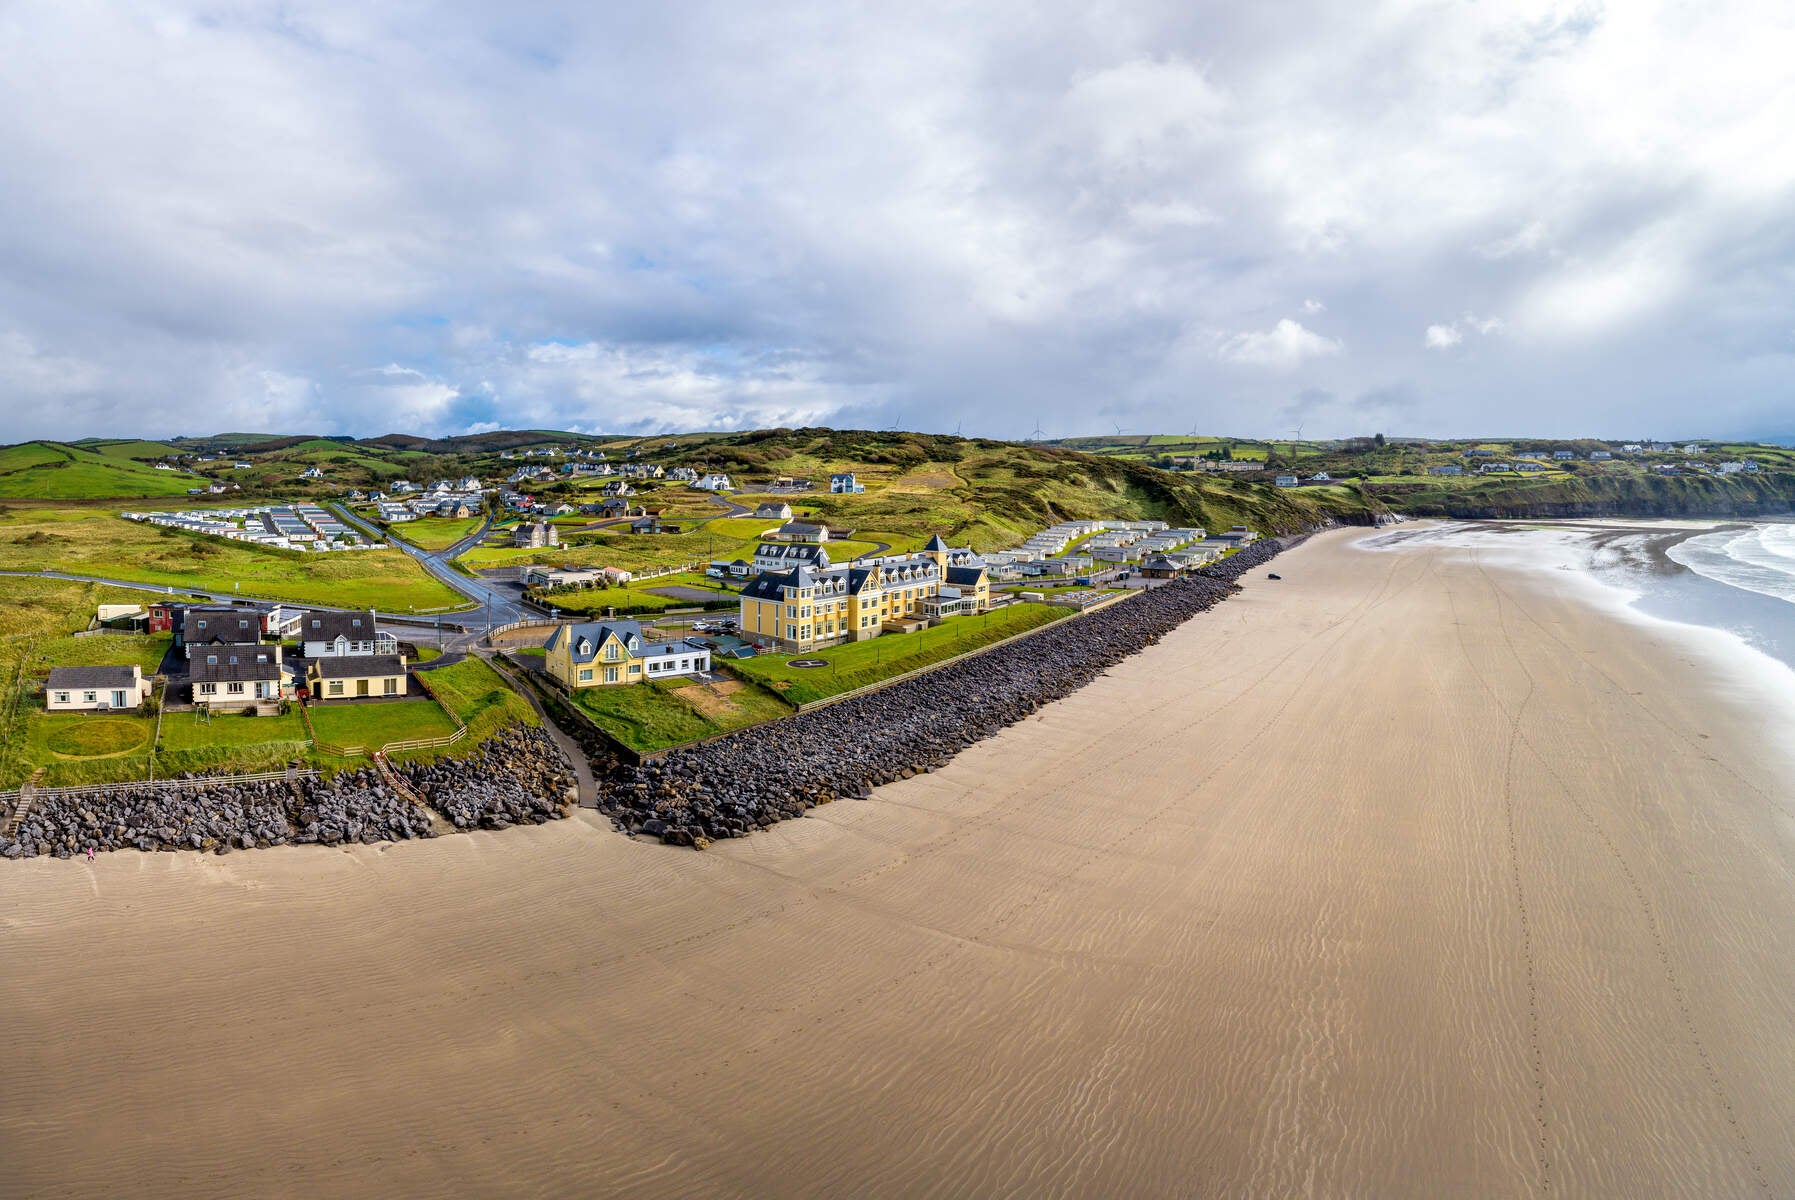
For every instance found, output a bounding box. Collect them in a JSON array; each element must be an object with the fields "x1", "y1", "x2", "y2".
[{"x1": 543, "y1": 620, "x2": 713, "y2": 688}]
